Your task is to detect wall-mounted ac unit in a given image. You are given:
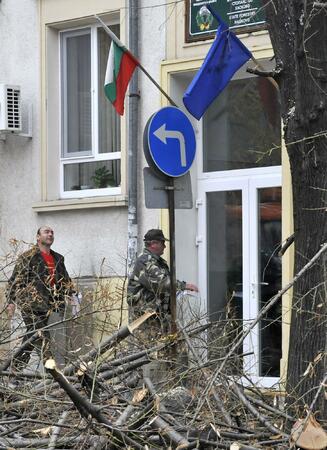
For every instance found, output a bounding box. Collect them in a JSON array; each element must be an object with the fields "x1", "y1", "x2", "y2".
[{"x1": 0, "y1": 84, "x2": 22, "y2": 132}]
